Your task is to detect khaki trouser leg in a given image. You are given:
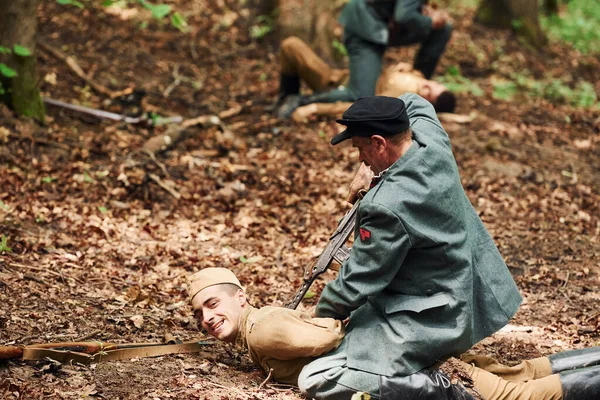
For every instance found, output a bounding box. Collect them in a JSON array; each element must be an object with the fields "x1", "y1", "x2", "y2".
[
  {"x1": 458, "y1": 358, "x2": 563, "y2": 400},
  {"x1": 460, "y1": 354, "x2": 553, "y2": 381},
  {"x1": 279, "y1": 36, "x2": 348, "y2": 92}
]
